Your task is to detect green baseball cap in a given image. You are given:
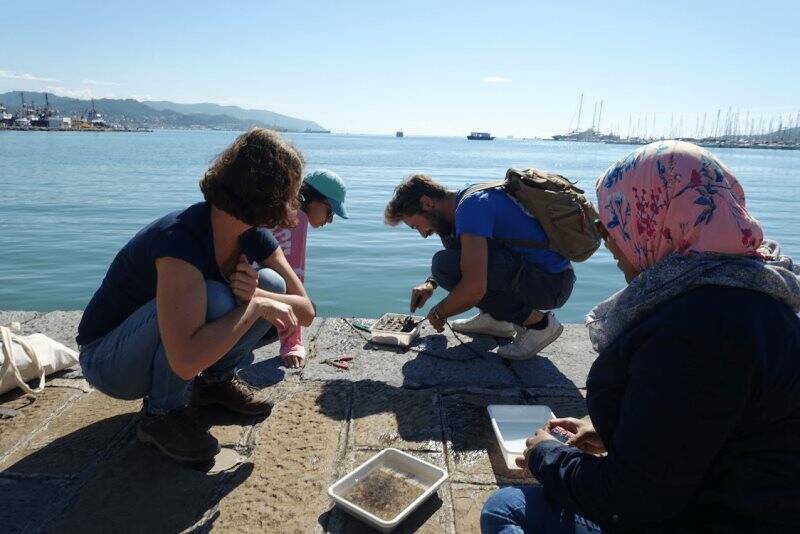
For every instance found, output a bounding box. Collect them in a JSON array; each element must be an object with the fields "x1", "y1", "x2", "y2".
[{"x1": 304, "y1": 169, "x2": 349, "y2": 219}]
